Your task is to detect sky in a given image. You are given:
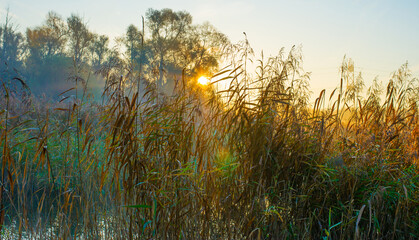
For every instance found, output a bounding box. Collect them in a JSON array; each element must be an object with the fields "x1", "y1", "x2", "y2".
[{"x1": 1, "y1": 0, "x2": 418, "y2": 97}]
